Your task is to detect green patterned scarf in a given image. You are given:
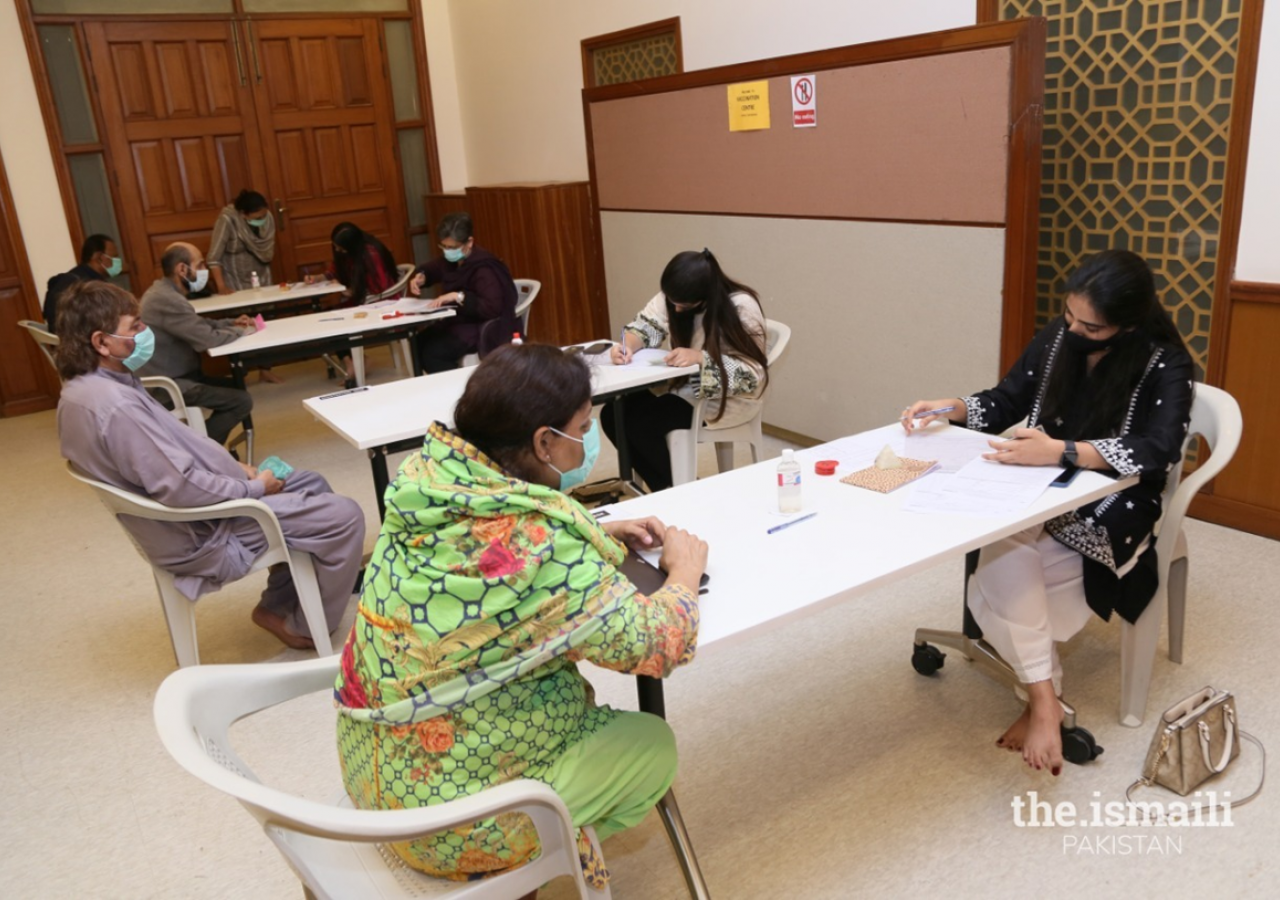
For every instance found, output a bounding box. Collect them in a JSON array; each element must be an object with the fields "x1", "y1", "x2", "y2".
[{"x1": 336, "y1": 423, "x2": 635, "y2": 724}]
